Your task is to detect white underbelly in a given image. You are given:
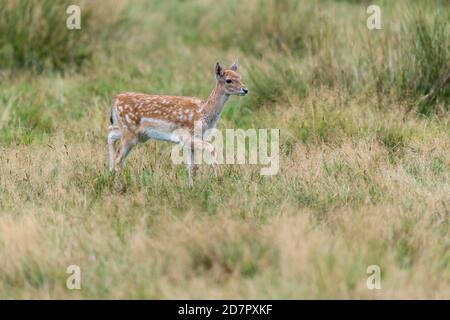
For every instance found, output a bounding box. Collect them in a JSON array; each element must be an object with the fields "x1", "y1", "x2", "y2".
[
  {"x1": 139, "y1": 127, "x2": 181, "y2": 144},
  {"x1": 138, "y1": 117, "x2": 182, "y2": 144}
]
